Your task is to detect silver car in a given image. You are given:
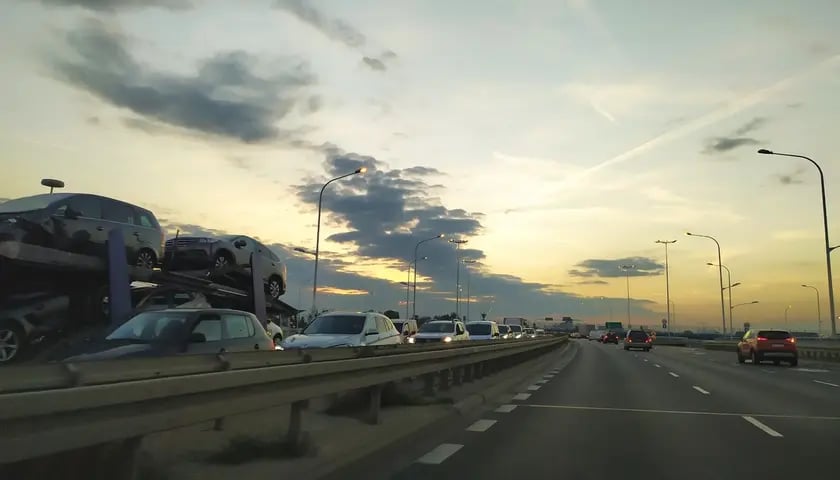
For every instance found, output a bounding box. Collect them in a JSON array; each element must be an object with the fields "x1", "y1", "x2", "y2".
[{"x1": 281, "y1": 311, "x2": 402, "y2": 349}]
